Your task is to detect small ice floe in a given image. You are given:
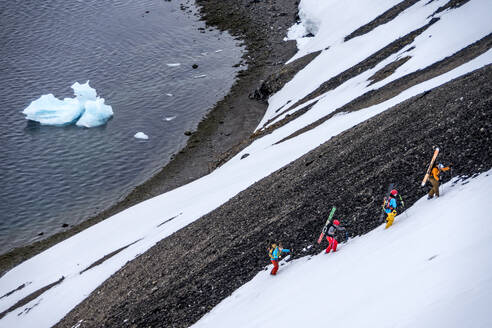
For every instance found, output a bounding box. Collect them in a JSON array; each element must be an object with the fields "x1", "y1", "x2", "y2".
[
  {"x1": 193, "y1": 74, "x2": 207, "y2": 79},
  {"x1": 134, "y1": 132, "x2": 149, "y2": 140},
  {"x1": 163, "y1": 116, "x2": 176, "y2": 121},
  {"x1": 22, "y1": 81, "x2": 113, "y2": 128},
  {"x1": 166, "y1": 93, "x2": 173, "y2": 97},
  {"x1": 200, "y1": 52, "x2": 208, "y2": 56},
  {"x1": 215, "y1": 49, "x2": 223, "y2": 53},
  {"x1": 166, "y1": 63, "x2": 181, "y2": 67}
]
